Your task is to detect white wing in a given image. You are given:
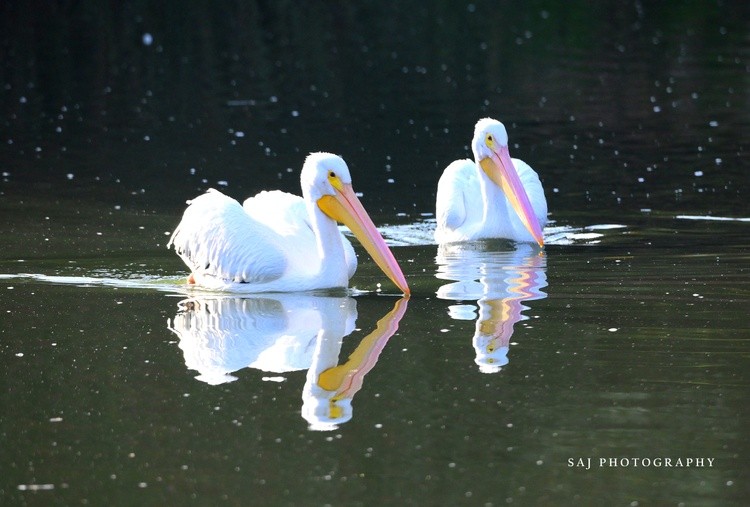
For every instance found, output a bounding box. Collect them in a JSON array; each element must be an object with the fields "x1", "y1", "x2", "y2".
[
  {"x1": 243, "y1": 190, "x2": 311, "y2": 237},
  {"x1": 244, "y1": 190, "x2": 357, "y2": 277},
  {"x1": 435, "y1": 159, "x2": 483, "y2": 241},
  {"x1": 168, "y1": 189, "x2": 286, "y2": 284}
]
